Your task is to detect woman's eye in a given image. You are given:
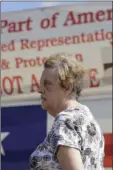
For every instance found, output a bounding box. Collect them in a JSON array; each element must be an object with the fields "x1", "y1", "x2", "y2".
[
  {"x1": 44, "y1": 82, "x2": 49, "y2": 86},
  {"x1": 44, "y1": 81, "x2": 52, "y2": 86}
]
